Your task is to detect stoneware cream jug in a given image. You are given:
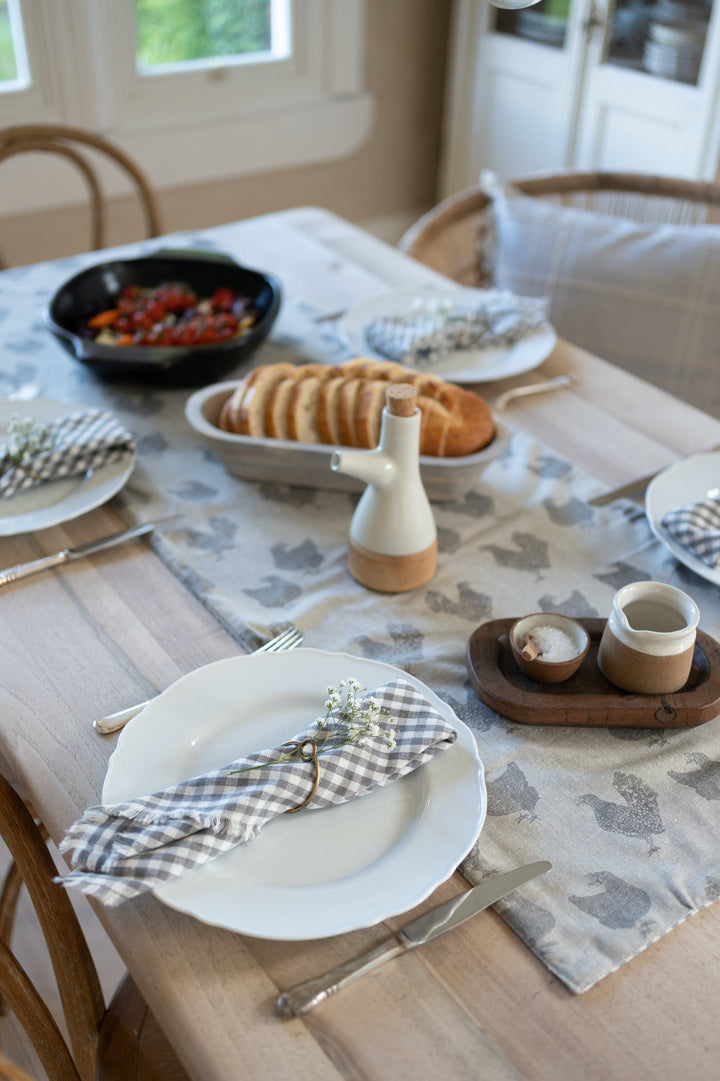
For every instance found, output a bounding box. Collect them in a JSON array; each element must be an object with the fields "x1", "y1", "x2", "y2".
[{"x1": 598, "y1": 581, "x2": 700, "y2": 695}]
